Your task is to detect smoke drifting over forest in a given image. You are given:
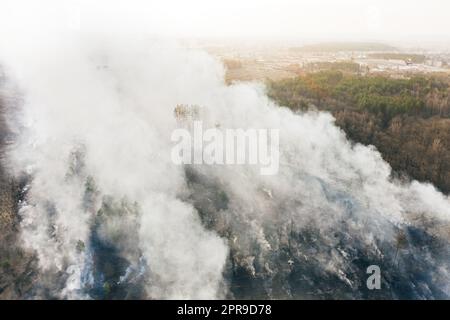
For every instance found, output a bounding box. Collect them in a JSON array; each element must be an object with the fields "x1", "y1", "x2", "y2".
[{"x1": 0, "y1": 2, "x2": 449, "y2": 299}]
